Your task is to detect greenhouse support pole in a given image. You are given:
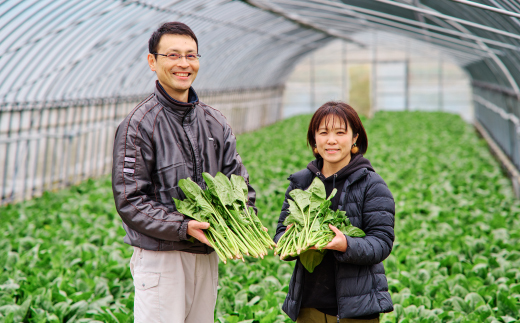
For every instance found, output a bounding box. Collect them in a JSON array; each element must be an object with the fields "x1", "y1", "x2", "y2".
[
  {"x1": 405, "y1": 41, "x2": 410, "y2": 111},
  {"x1": 439, "y1": 57, "x2": 444, "y2": 111},
  {"x1": 342, "y1": 41, "x2": 347, "y2": 102},
  {"x1": 310, "y1": 52, "x2": 315, "y2": 112},
  {"x1": 371, "y1": 35, "x2": 378, "y2": 115}
]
